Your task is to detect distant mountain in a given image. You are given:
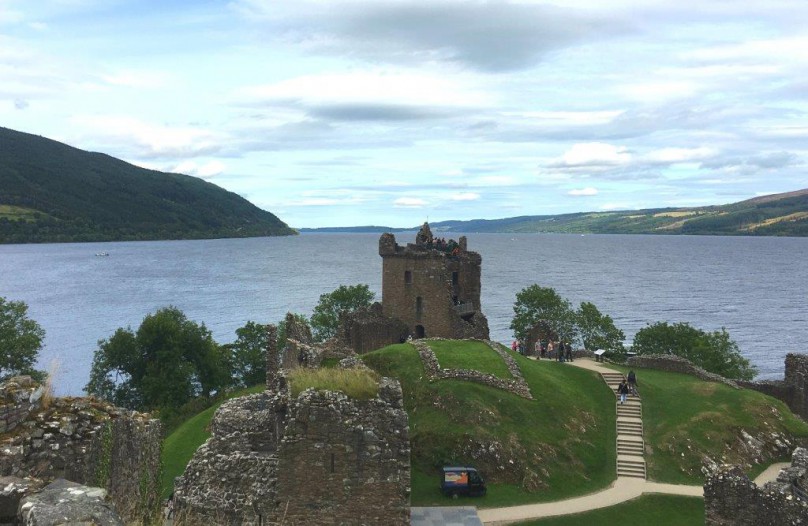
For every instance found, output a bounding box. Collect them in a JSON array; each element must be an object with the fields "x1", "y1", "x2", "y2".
[
  {"x1": 303, "y1": 188, "x2": 808, "y2": 236},
  {"x1": 0, "y1": 127, "x2": 295, "y2": 243}
]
